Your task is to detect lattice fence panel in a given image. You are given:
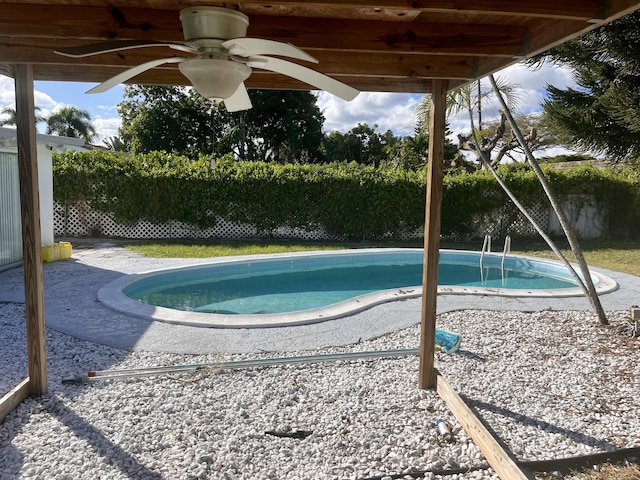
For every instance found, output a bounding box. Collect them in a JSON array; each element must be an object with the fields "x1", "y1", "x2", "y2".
[
  {"x1": 469, "y1": 195, "x2": 550, "y2": 241},
  {"x1": 54, "y1": 202, "x2": 102, "y2": 237},
  {"x1": 54, "y1": 199, "x2": 566, "y2": 242},
  {"x1": 54, "y1": 202, "x2": 347, "y2": 241}
]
